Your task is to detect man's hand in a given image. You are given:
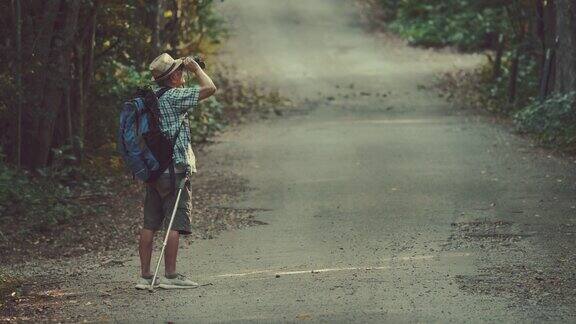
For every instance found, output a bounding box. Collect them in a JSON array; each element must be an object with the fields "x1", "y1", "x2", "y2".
[
  {"x1": 182, "y1": 56, "x2": 201, "y2": 73},
  {"x1": 182, "y1": 56, "x2": 217, "y2": 101}
]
